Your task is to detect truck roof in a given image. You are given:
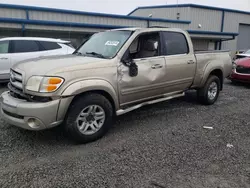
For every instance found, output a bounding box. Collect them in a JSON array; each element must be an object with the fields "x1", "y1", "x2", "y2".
[{"x1": 111, "y1": 27, "x2": 186, "y2": 33}]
